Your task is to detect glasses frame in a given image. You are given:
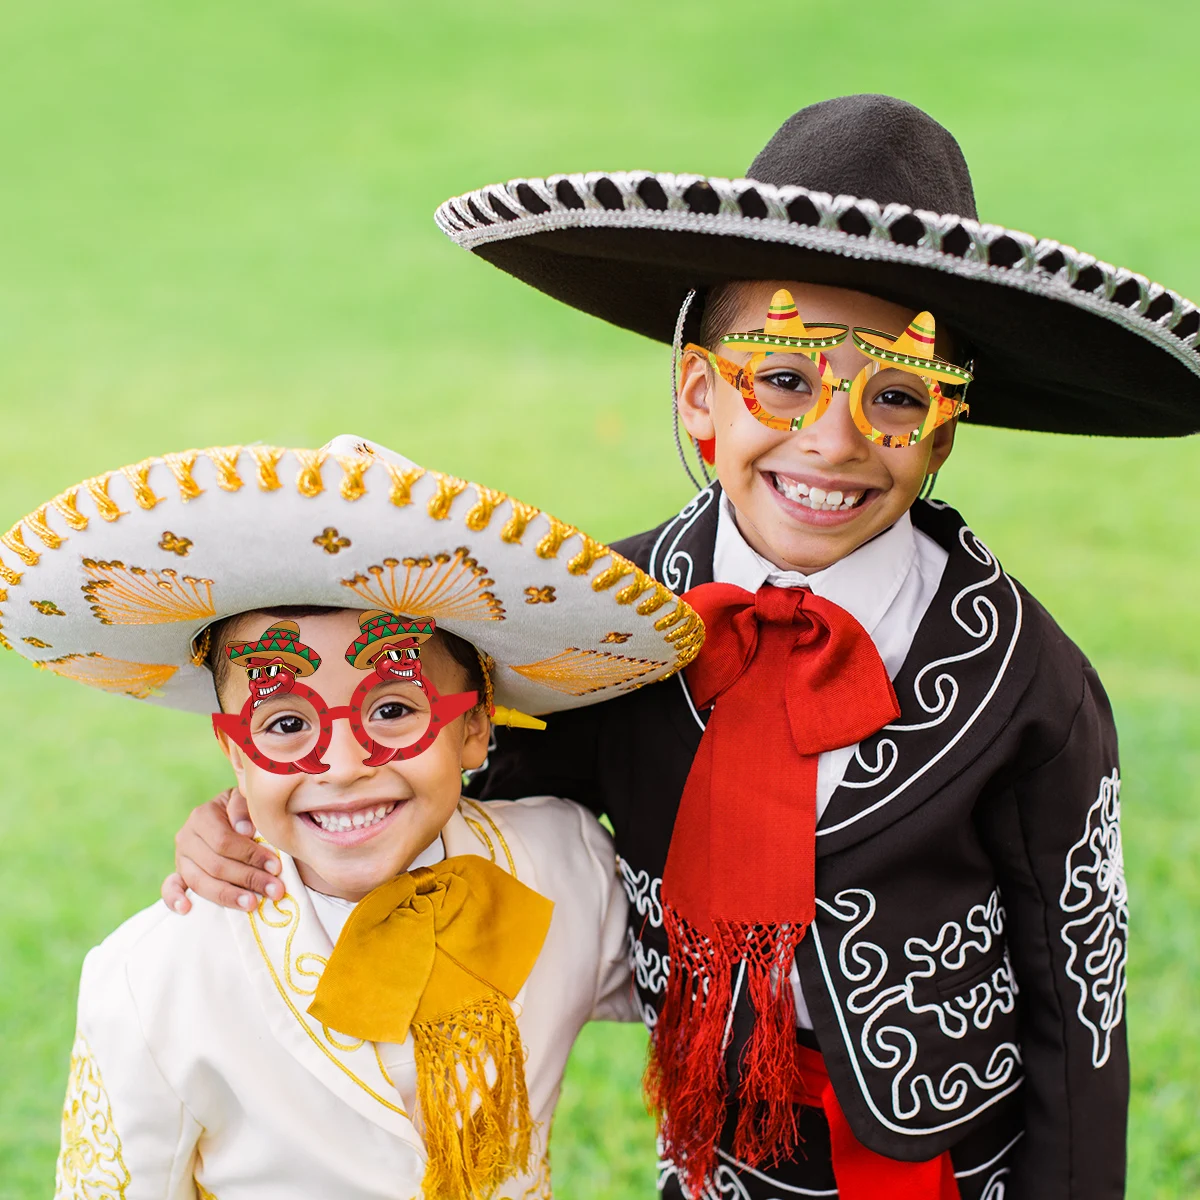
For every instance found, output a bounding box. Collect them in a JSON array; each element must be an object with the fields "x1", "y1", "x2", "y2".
[
  {"x1": 686, "y1": 324, "x2": 971, "y2": 449},
  {"x1": 212, "y1": 673, "x2": 478, "y2": 776}
]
